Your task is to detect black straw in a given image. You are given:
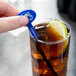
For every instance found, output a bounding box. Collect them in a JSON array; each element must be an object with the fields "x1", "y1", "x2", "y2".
[{"x1": 33, "y1": 39, "x2": 58, "y2": 76}]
